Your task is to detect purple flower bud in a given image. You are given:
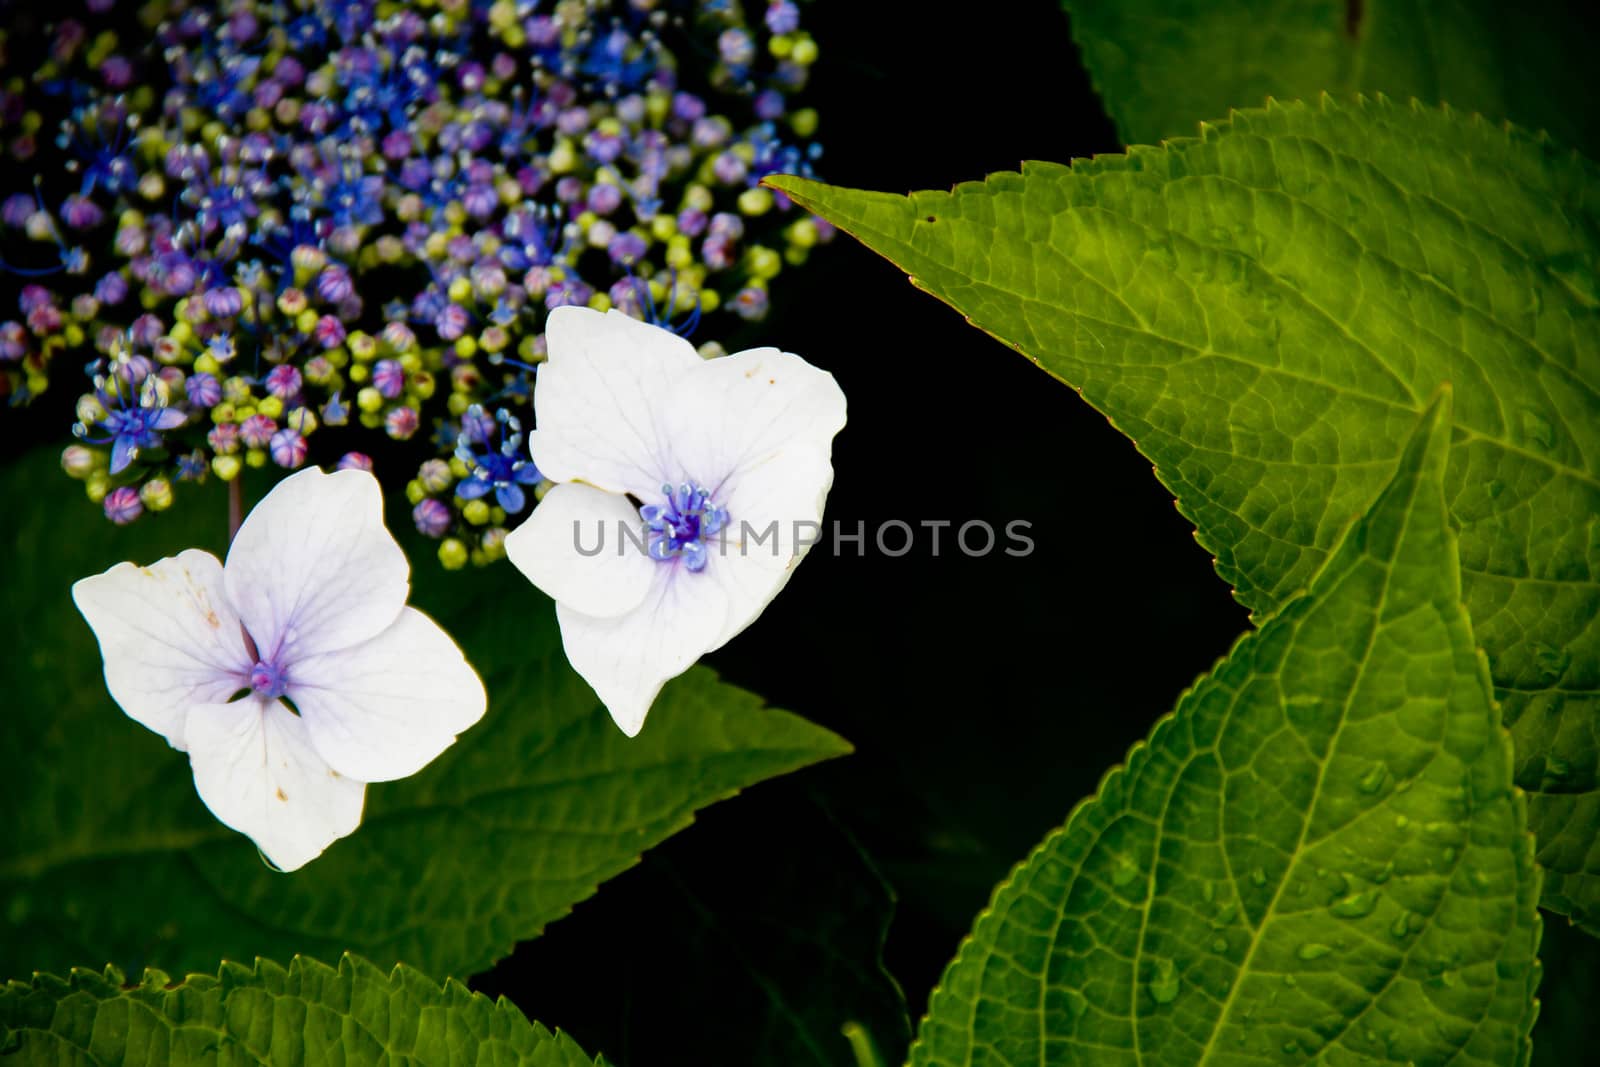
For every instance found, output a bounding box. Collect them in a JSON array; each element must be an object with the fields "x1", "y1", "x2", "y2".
[
  {"x1": 457, "y1": 61, "x2": 486, "y2": 92},
  {"x1": 372, "y1": 358, "x2": 405, "y2": 398},
  {"x1": 434, "y1": 304, "x2": 469, "y2": 341},
  {"x1": 0, "y1": 321, "x2": 26, "y2": 360},
  {"x1": 732, "y1": 285, "x2": 770, "y2": 320},
  {"x1": 766, "y1": 0, "x2": 801, "y2": 34},
  {"x1": 418, "y1": 458, "x2": 453, "y2": 492},
  {"x1": 337, "y1": 451, "x2": 373, "y2": 471},
  {"x1": 314, "y1": 314, "x2": 346, "y2": 348},
  {"x1": 269, "y1": 427, "x2": 308, "y2": 468},
  {"x1": 1, "y1": 194, "x2": 33, "y2": 227},
  {"x1": 18, "y1": 285, "x2": 53, "y2": 314},
  {"x1": 702, "y1": 235, "x2": 734, "y2": 271},
  {"x1": 208, "y1": 422, "x2": 240, "y2": 455},
  {"x1": 412, "y1": 497, "x2": 452, "y2": 537},
  {"x1": 275, "y1": 56, "x2": 305, "y2": 86},
  {"x1": 265, "y1": 364, "x2": 302, "y2": 399},
  {"x1": 555, "y1": 176, "x2": 584, "y2": 204},
  {"x1": 104, "y1": 486, "x2": 143, "y2": 525},
  {"x1": 382, "y1": 130, "x2": 413, "y2": 160},
  {"x1": 585, "y1": 129, "x2": 624, "y2": 164},
  {"x1": 607, "y1": 231, "x2": 648, "y2": 265},
  {"x1": 158, "y1": 253, "x2": 197, "y2": 296},
  {"x1": 203, "y1": 286, "x2": 244, "y2": 318},
  {"x1": 692, "y1": 116, "x2": 732, "y2": 149},
  {"x1": 253, "y1": 79, "x2": 284, "y2": 110},
  {"x1": 186, "y1": 371, "x2": 221, "y2": 408},
  {"x1": 718, "y1": 28, "x2": 755, "y2": 66},
  {"x1": 62, "y1": 195, "x2": 103, "y2": 229},
  {"x1": 101, "y1": 55, "x2": 134, "y2": 89},
  {"x1": 672, "y1": 92, "x2": 706, "y2": 123},
  {"x1": 677, "y1": 208, "x2": 708, "y2": 237},
  {"x1": 94, "y1": 272, "x2": 128, "y2": 305},
  {"x1": 471, "y1": 263, "x2": 507, "y2": 297},
  {"x1": 27, "y1": 304, "x2": 63, "y2": 334},
  {"x1": 556, "y1": 107, "x2": 590, "y2": 136},
  {"x1": 459, "y1": 407, "x2": 495, "y2": 444},
  {"x1": 526, "y1": 15, "x2": 559, "y2": 47},
  {"x1": 463, "y1": 182, "x2": 498, "y2": 219},
  {"x1": 382, "y1": 321, "x2": 417, "y2": 352},
  {"x1": 709, "y1": 212, "x2": 746, "y2": 240},
  {"x1": 545, "y1": 279, "x2": 591, "y2": 309},
  {"x1": 239, "y1": 414, "x2": 278, "y2": 449},
  {"x1": 114, "y1": 224, "x2": 146, "y2": 256},
  {"x1": 587, "y1": 183, "x2": 622, "y2": 215},
  {"x1": 712, "y1": 151, "x2": 748, "y2": 186},
  {"x1": 316, "y1": 264, "x2": 353, "y2": 303},
  {"x1": 130, "y1": 313, "x2": 164, "y2": 346},
  {"x1": 385, "y1": 406, "x2": 419, "y2": 440},
  {"x1": 523, "y1": 266, "x2": 552, "y2": 298},
  {"x1": 754, "y1": 89, "x2": 786, "y2": 122}
]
